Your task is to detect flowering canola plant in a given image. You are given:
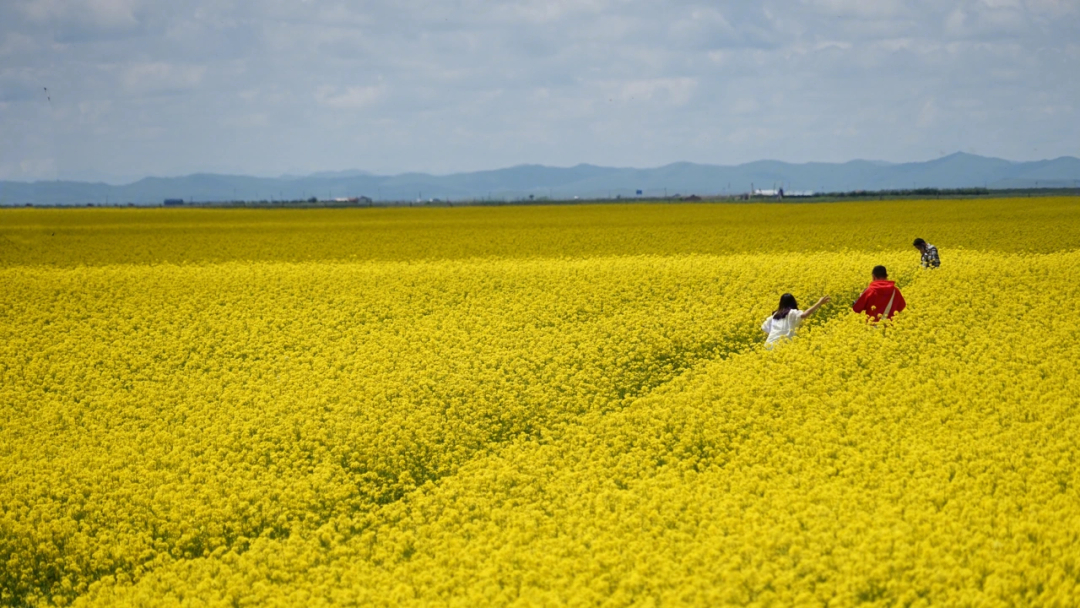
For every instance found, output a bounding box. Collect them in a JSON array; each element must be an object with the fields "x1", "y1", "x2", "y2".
[{"x1": 1, "y1": 197, "x2": 1079, "y2": 606}]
